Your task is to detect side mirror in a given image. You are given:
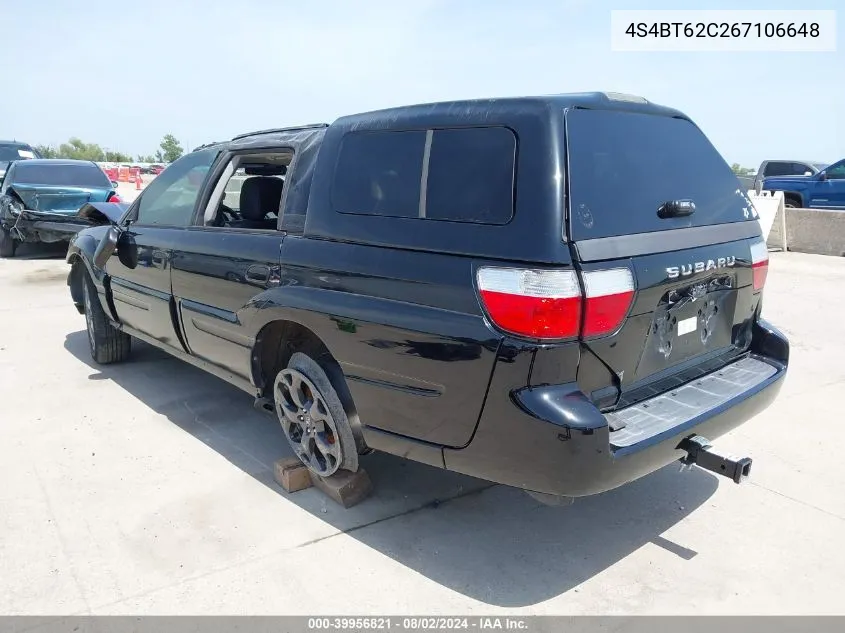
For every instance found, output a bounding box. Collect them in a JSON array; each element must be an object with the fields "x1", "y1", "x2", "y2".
[
  {"x1": 94, "y1": 225, "x2": 139, "y2": 270},
  {"x1": 819, "y1": 172, "x2": 828, "y2": 181},
  {"x1": 93, "y1": 225, "x2": 120, "y2": 269},
  {"x1": 117, "y1": 231, "x2": 138, "y2": 269}
]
